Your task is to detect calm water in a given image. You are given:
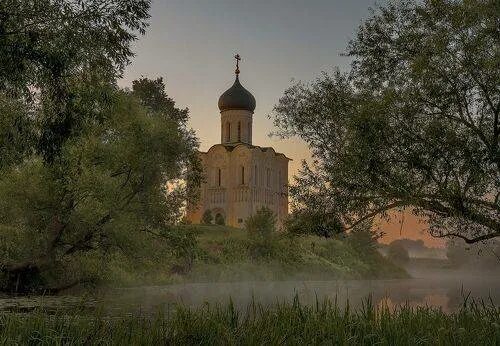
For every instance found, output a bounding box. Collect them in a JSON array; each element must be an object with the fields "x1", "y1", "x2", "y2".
[{"x1": 1, "y1": 269, "x2": 499, "y2": 315}]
